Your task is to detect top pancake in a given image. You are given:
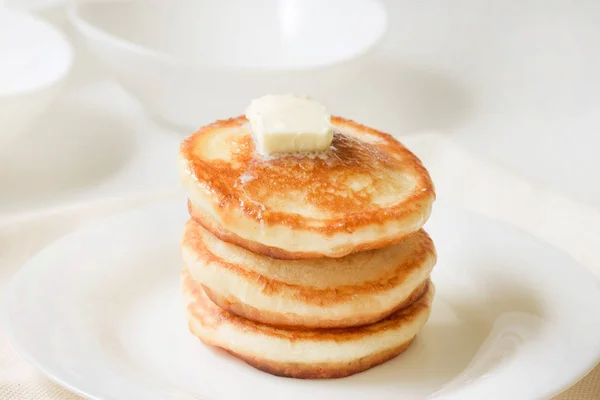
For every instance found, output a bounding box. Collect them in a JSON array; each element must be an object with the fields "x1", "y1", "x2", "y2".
[{"x1": 180, "y1": 116, "x2": 435, "y2": 259}]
